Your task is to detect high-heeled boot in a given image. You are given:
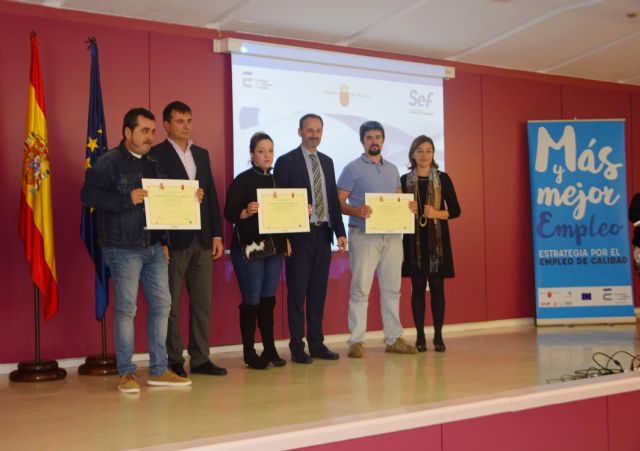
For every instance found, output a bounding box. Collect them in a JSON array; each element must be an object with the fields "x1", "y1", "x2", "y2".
[
  {"x1": 257, "y1": 296, "x2": 286, "y2": 367},
  {"x1": 239, "y1": 305, "x2": 268, "y2": 369}
]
